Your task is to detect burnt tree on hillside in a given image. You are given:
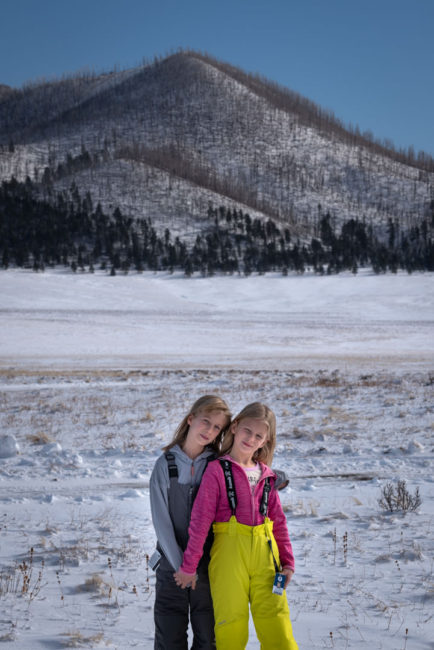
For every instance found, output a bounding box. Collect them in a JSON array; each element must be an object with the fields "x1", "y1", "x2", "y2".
[{"x1": 1, "y1": 180, "x2": 433, "y2": 275}]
